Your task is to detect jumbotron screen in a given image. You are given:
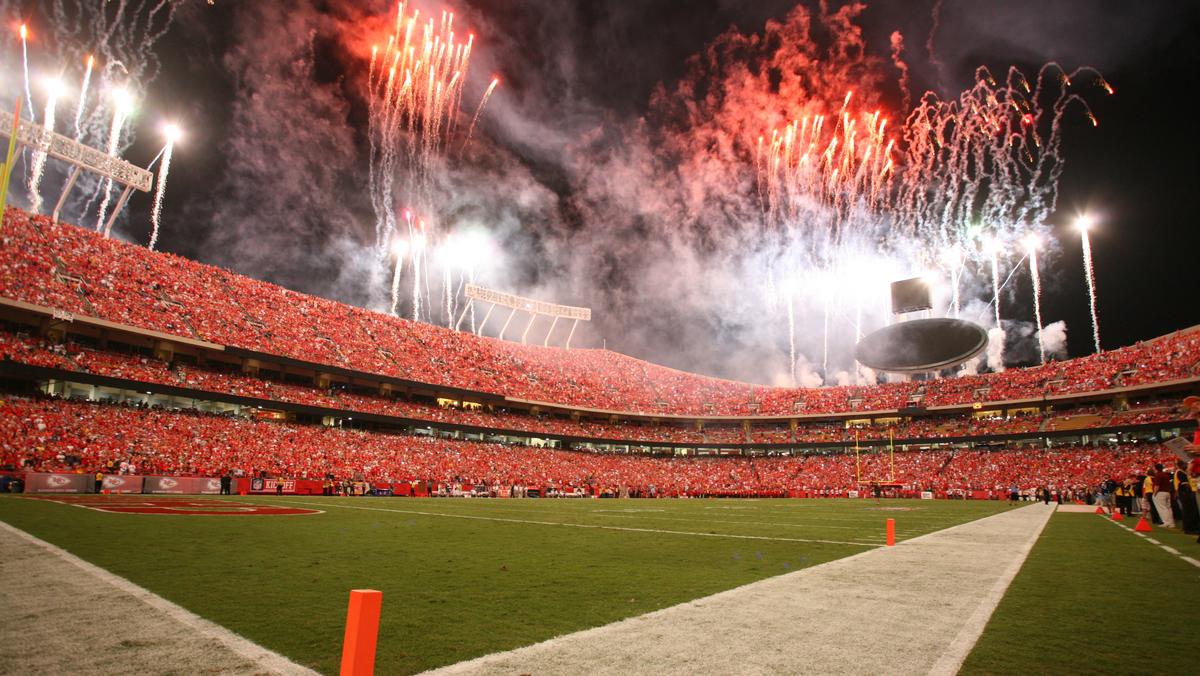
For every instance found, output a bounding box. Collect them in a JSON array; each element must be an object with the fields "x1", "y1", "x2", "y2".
[{"x1": 890, "y1": 277, "x2": 932, "y2": 314}]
